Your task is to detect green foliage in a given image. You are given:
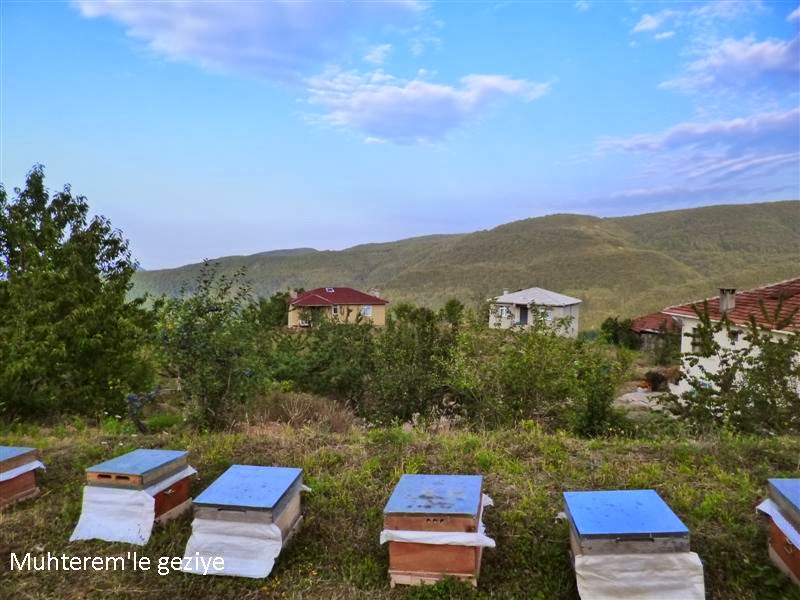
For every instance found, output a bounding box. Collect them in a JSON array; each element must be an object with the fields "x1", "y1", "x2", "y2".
[
  {"x1": 448, "y1": 313, "x2": 632, "y2": 433},
  {"x1": 248, "y1": 289, "x2": 299, "y2": 329},
  {"x1": 0, "y1": 165, "x2": 155, "y2": 420},
  {"x1": 665, "y1": 302, "x2": 800, "y2": 434},
  {"x1": 156, "y1": 262, "x2": 267, "y2": 428},
  {"x1": 365, "y1": 303, "x2": 454, "y2": 423},
  {"x1": 601, "y1": 316, "x2": 642, "y2": 350}
]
